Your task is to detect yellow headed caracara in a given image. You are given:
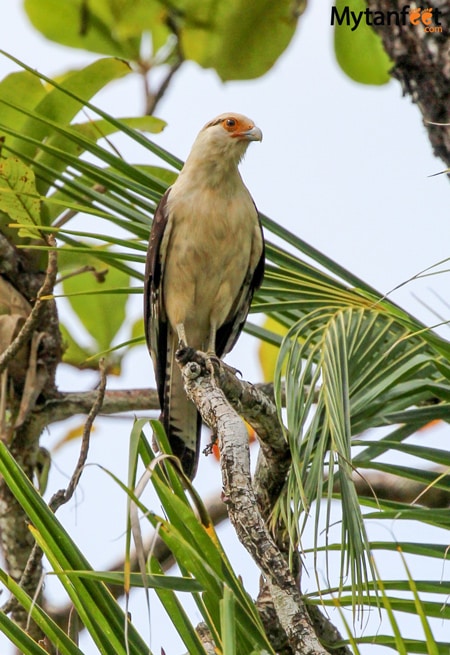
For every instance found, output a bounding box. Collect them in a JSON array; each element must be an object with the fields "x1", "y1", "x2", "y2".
[{"x1": 144, "y1": 113, "x2": 265, "y2": 479}]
